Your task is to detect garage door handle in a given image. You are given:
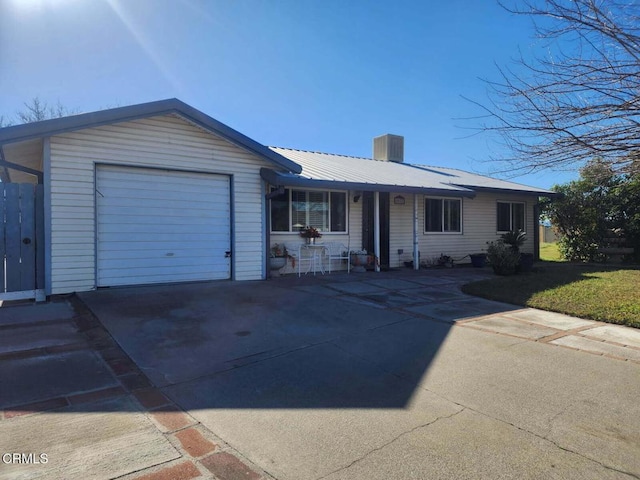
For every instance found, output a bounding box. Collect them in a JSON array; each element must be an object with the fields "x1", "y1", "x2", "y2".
[{"x1": 225, "y1": 251, "x2": 232, "y2": 258}]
